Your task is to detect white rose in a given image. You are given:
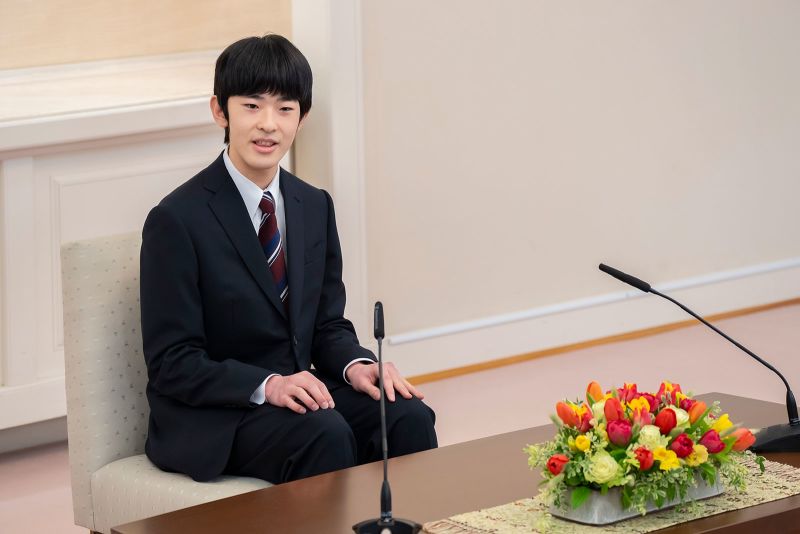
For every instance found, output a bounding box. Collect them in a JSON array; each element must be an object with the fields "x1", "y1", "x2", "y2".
[
  {"x1": 585, "y1": 450, "x2": 621, "y2": 485},
  {"x1": 637, "y1": 425, "x2": 668, "y2": 451},
  {"x1": 592, "y1": 400, "x2": 606, "y2": 422},
  {"x1": 673, "y1": 407, "x2": 690, "y2": 429}
]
